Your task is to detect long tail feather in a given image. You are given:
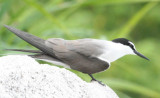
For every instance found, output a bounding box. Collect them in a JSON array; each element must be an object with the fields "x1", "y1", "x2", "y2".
[
  {"x1": 4, "y1": 49, "x2": 67, "y2": 67},
  {"x1": 4, "y1": 49, "x2": 42, "y2": 53}
]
